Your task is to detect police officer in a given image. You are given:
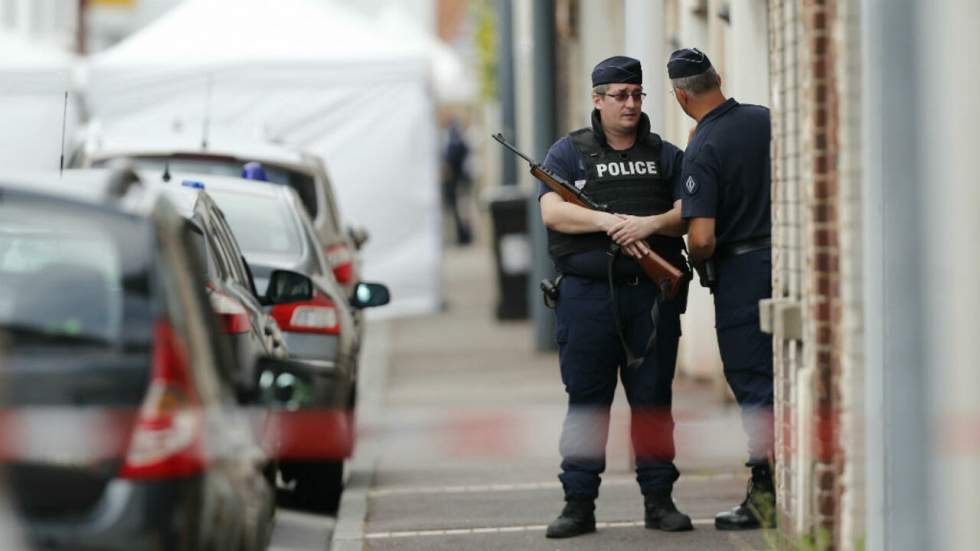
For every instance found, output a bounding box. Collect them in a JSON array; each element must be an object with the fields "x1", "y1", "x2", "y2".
[
  {"x1": 538, "y1": 55, "x2": 692, "y2": 539},
  {"x1": 667, "y1": 48, "x2": 775, "y2": 530}
]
